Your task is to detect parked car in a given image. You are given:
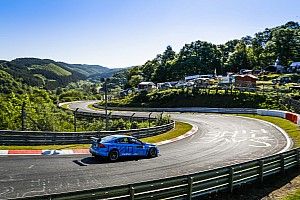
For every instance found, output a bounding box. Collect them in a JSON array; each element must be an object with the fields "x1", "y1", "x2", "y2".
[
  {"x1": 175, "y1": 81, "x2": 188, "y2": 88},
  {"x1": 90, "y1": 135, "x2": 159, "y2": 161}
]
